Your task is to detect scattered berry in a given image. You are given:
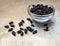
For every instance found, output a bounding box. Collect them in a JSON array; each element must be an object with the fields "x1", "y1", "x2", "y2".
[
  {"x1": 31, "y1": 24, "x2": 35, "y2": 27},
  {"x1": 20, "y1": 32, "x2": 24, "y2": 36},
  {"x1": 10, "y1": 25, "x2": 15, "y2": 28},
  {"x1": 24, "y1": 29, "x2": 28, "y2": 34},
  {"x1": 27, "y1": 18, "x2": 31, "y2": 21},
  {"x1": 26, "y1": 26, "x2": 34, "y2": 32},
  {"x1": 18, "y1": 22, "x2": 23, "y2": 27},
  {"x1": 4, "y1": 25, "x2": 9, "y2": 28},
  {"x1": 21, "y1": 20, "x2": 24, "y2": 23},
  {"x1": 8, "y1": 28, "x2": 13, "y2": 32},
  {"x1": 44, "y1": 27, "x2": 49, "y2": 31},
  {"x1": 27, "y1": 18, "x2": 33, "y2": 23},
  {"x1": 17, "y1": 30, "x2": 22, "y2": 34},
  {"x1": 43, "y1": 24, "x2": 48, "y2": 26},
  {"x1": 12, "y1": 31, "x2": 16, "y2": 36},
  {"x1": 32, "y1": 30, "x2": 37, "y2": 34},
  {"x1": 20, "y1": 28, "x2": 24, "y2": 30},
  {"x1": 9, "y1": 21, "x2": 13, "y2": 25}
]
